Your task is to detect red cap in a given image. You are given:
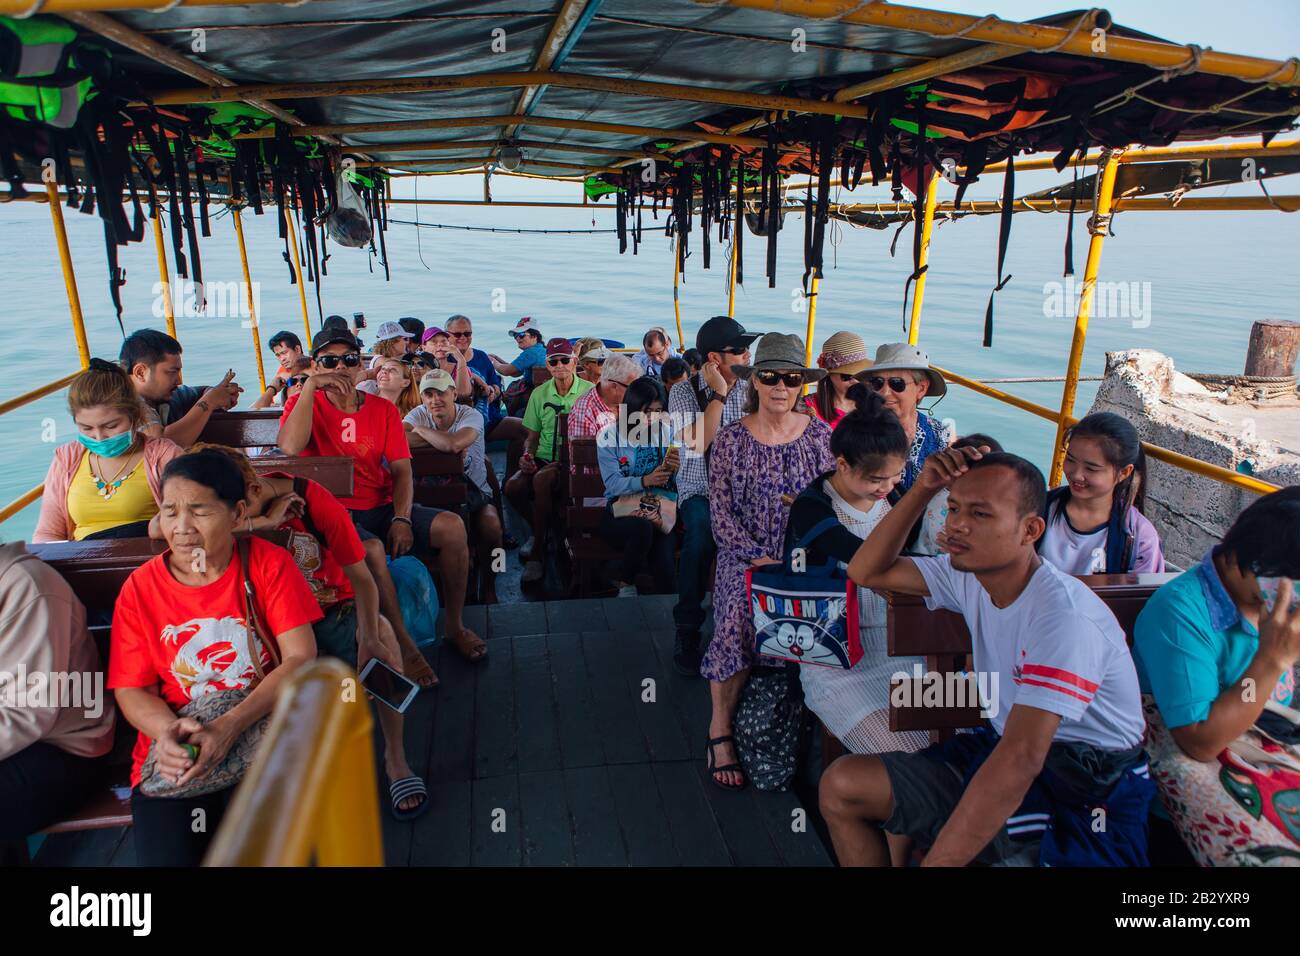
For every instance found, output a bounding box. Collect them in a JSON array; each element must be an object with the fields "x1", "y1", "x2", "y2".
[{"x1": 545, "y1": 337, "x2": 574, "y2": 358}]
